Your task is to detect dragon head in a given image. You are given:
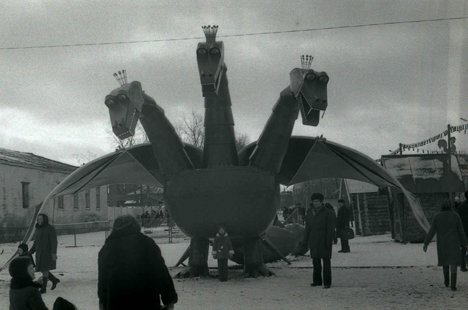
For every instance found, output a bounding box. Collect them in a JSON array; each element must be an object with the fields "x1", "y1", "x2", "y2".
[
  {"x1": 197, "y1": 25, "x2": 224, "y2": 96},
  {"x1": 290, "y1": 55, "x2": 329, "y2": 126},
  {"x1": 104, "y1": 76, "x2": 143, "y2": 140}
]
